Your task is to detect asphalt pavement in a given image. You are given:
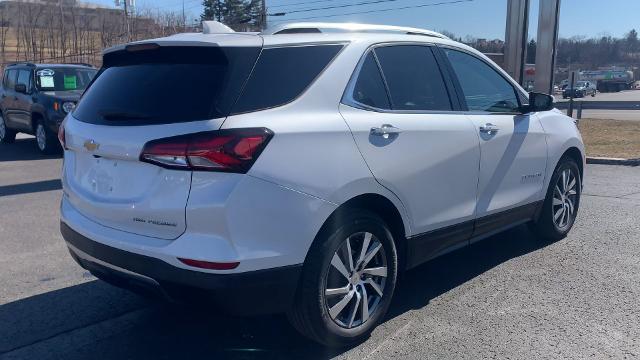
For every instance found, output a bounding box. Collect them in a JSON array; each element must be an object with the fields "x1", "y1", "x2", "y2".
[{"x1": 1, "y1": 135, "x2": 640, "y2": 359}]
